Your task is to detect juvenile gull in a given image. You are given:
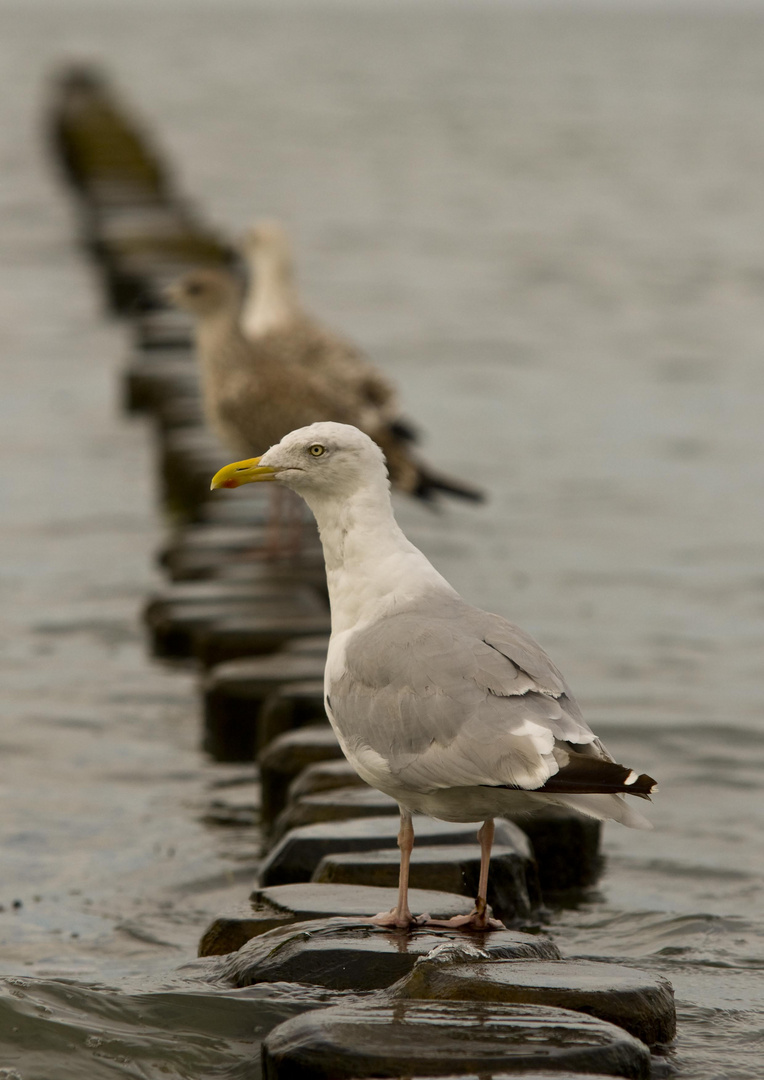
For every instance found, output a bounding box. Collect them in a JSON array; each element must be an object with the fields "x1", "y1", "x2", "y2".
[
  {"x1": 241, "y1": 222, "x2": 415, "y2": 441},
  {"x1": 211, "y1": 423, "x2": 657, "y2": 930},
  {"x1": 168, "y1": 268, "x2": 483, "y2": 504}
]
